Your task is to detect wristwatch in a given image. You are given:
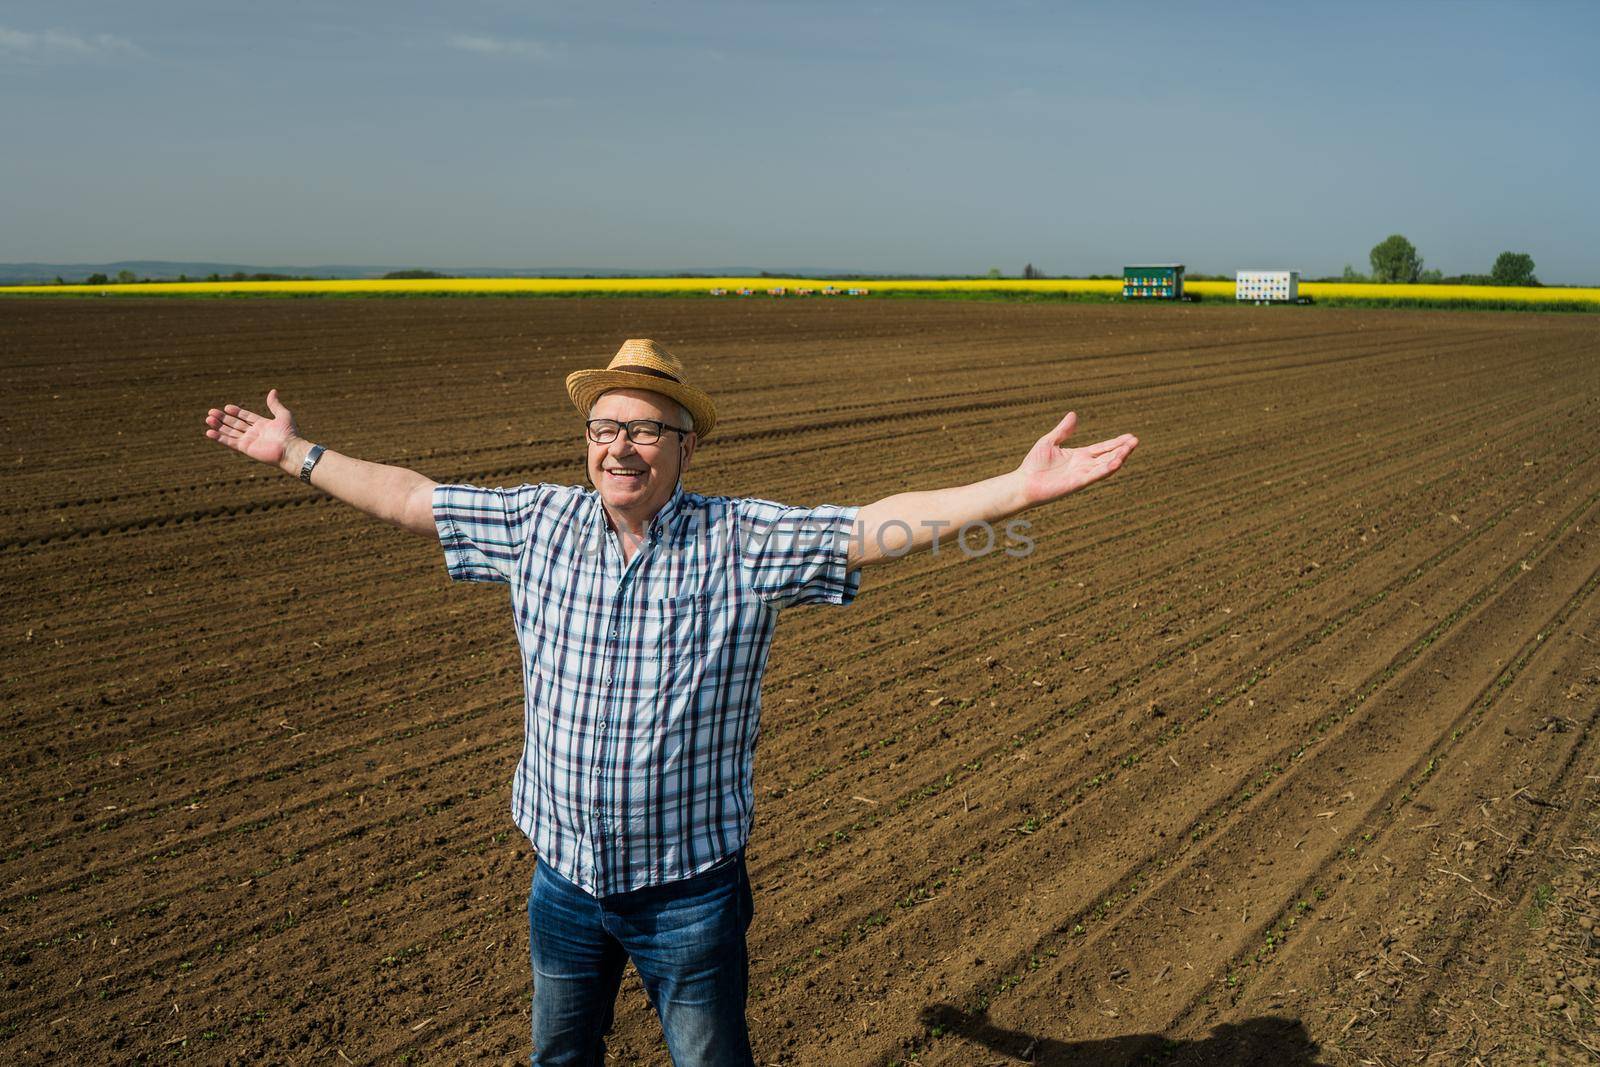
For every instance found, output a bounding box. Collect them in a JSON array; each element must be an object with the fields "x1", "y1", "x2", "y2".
[{"x1": 298, "y1": 443, "x2": 327, "y2": 484}]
